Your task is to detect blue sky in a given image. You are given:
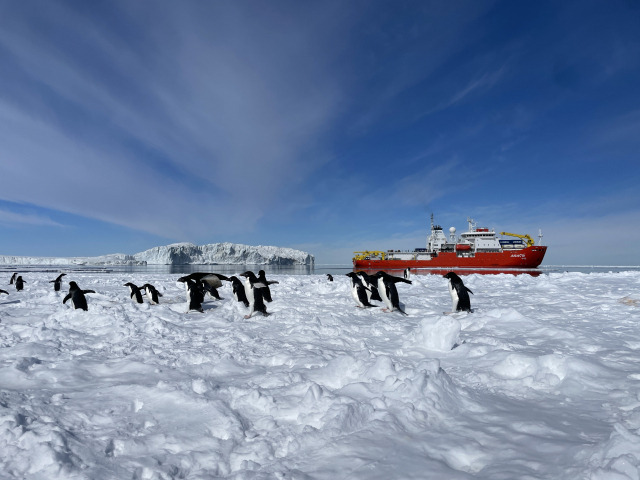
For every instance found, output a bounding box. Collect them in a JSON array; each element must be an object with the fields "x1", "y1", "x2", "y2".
[{"x1": 1, "y1": 0, "x2": 639, "y2": 265}]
